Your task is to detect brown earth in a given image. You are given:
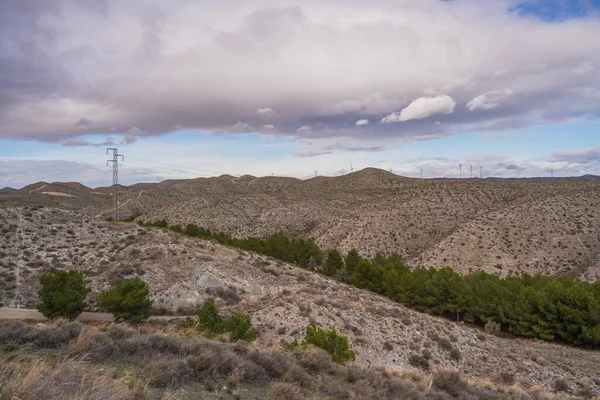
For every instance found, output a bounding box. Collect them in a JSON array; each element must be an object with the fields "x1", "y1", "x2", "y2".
[
  {"x1": 2, "y1": 169, "x2": 600, "y2": 279},
  {"x1": 0, "y1": 206, "x2": 599, "y2": 397}
]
